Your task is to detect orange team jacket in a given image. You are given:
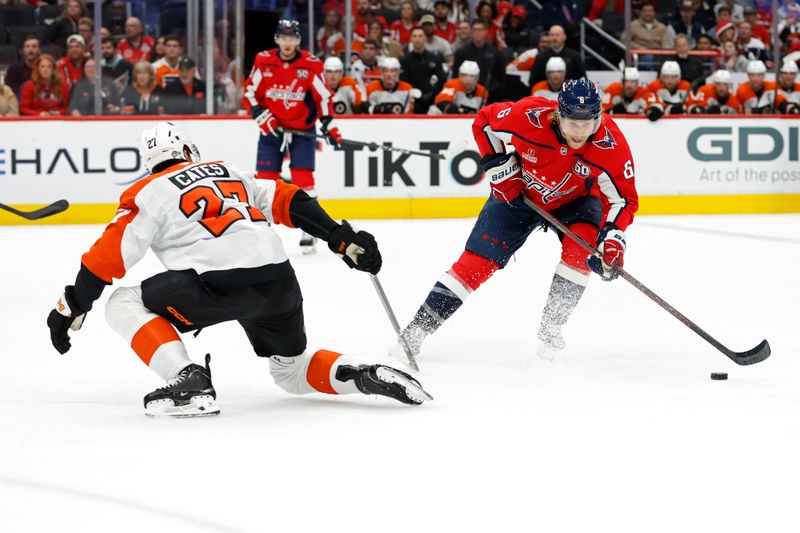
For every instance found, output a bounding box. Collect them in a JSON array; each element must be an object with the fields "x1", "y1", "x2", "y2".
[
  {"x1": 366, "y1": 80, "x2": 415, "y2": 114},
  {"x1": 434, "y1": 79, "x2": 488, "y2": 113},
  {"x1": 685, "y1": 84, "x2": 742, "y2": 114},
  {"x1": 81, "y1": 161, "x2": 300, "y2": 286},
  {"x1": 778, "y1": 82, "x2": 800, "y2": 105},
  {"x1": 505, "y1": 48, "x2": 538, "y2": 86},
  {"x1": 152, "y1": 57, "x2": 181, "y2": 88},
  {"x1": 331, "y1": 76, "x2": 364, "y2": 115},
  {"x1": 473, "y1": 97, "x2": 639, "y2": 230},
  {"x1": 530, "y1": 80, "x2": 560, "y2": 100},
  {"x1": 647, "y1": 78, "x2": 691, "y2": 108},
  {"x1": 601, "y1": 82, "x2": 659, "y2": 114},
  {"x1": 735, "y1": 81, "x2": 788, "y2": 113}
]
